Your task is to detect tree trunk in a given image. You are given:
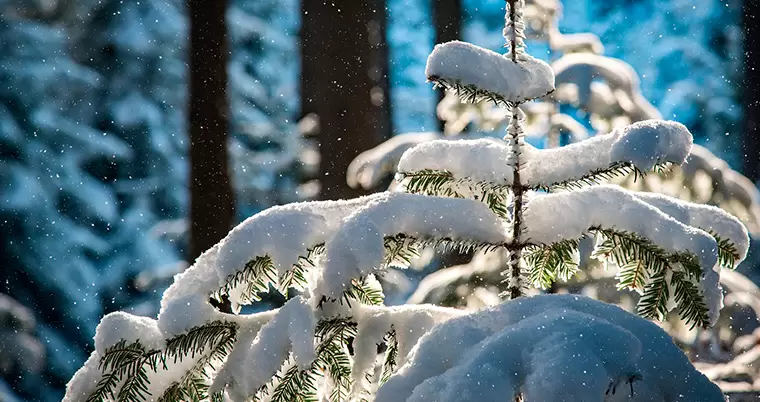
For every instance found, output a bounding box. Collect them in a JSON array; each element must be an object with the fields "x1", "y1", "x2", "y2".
[
  {"x1": 301, "y1": 0, "x2": 392, "y2": 200},
  {"x1": 188, "y1": 0, "x2": 235, "y2": 260},
  {"x1": 743, "y1": 2, "x2": 760, "y2": 183},
  {"x1": 433, "y1": 0, "x2": 462, "y2": 132}
]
